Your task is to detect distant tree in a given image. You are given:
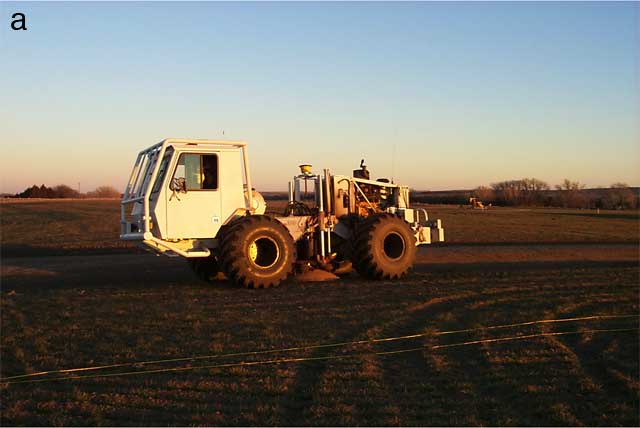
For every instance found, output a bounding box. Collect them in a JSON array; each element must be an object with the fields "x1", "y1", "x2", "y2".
[
  {"x1": 491, "y1": 180, "x2": 520, "y2": 205},
  {"x1": 18, "y1": 184, "x2": 56, "y2": 198},
  {"x1": 555, "y1": 179, "x2": 585, "y2": 192},
  {"x1": 608, "y1": 183, "x2": 637, "y2": 210},
  {"x1": 520, "y1": 178, "x2": 550, "y2": 205},
  {"x1": 52, "y1": 184, "x2": 80, "y2": 199},
  {"x1": 554, "y1": 179, "x2": 587, "y2": 208},
  {"x1": 86, "y1": 186, "x2": 121, "y2": 198},
  {"x1": 473, "y1": 185, "x2": 495, "y2": 203},
  {"x1": 41, "y1": 184, "x2": 55, "y2": 198},
  {"x1": 490, "y1": 178, "x2": 549, "y2": 206},
  {"x1": 17, "y1": 185, "x2": 35, "y2": 198},
  {"x1": 16, "y1": 184, "x2": 83, "y2": 198}
]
